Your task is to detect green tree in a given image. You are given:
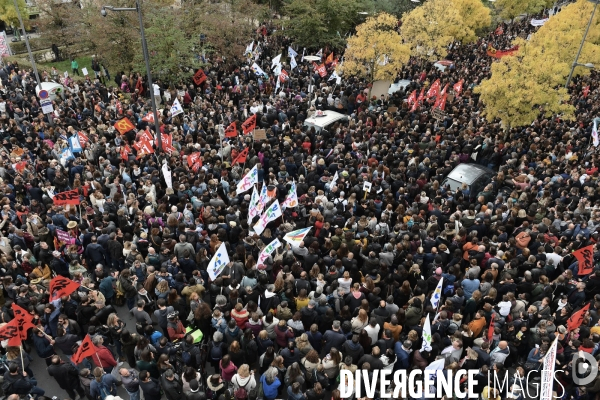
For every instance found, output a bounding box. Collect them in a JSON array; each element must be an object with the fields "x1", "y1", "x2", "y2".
[
  {"x1": 0, "y1": 0, "x2": 29, "y2": 31},
  {"x1": 401, "y1": 0, "x2": 491, "y2": 60},
  {"x1": 341, "y1": 12, "x2": 411, "y2": 82},
  {"x1": 283, "y1": 0, "x2": 366, "y2": 48},
  {"x1": 494, "y1": 0, "x2": 554, "y2": 21}
]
